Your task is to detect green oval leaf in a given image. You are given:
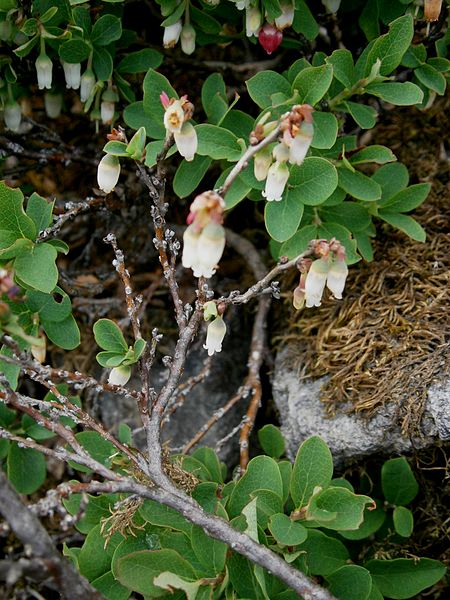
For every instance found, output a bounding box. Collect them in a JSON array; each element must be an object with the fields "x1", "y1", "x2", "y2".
[
  {"x1": 366, "y1": 558, "x2": 446, "y2": 599},
  {"x1": 291, "y1": 436, "x2": 333, "y2": 509},
  {"x1": 381, "y1": 457, "x2": 419, "y2": 505},
  {"x1": 268, "y1": 513, "x2": 307, "y2": 546},
  {"x1": 264, "y1": 191, "x2": 304, "y2": 242},
  {"x1": 7, "y1": 442, "x2": 46, "y2": 494},
  {"x1": 292, "y1": 64, "x2": 334, "y2": 106},
  {"x1": 290, "y1": 157, "x2": 338, "y2": 205}
]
